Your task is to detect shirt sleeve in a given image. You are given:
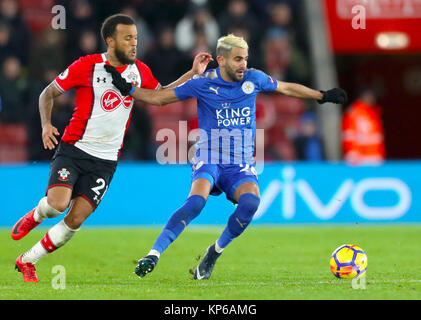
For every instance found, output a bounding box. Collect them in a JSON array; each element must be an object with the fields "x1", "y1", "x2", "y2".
[
  {"x1": 254, "y1": 70, "x2": 278, "y2": 92},
  {"x1": 173, "y1": 78, "x2": 200, "y2": 101},
  {"x1": 137, "y1": 61, "x2": 161, "y2": 90},
  {"x1": 53, "y1": 56, "x2": 93, "y2": 93}
]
